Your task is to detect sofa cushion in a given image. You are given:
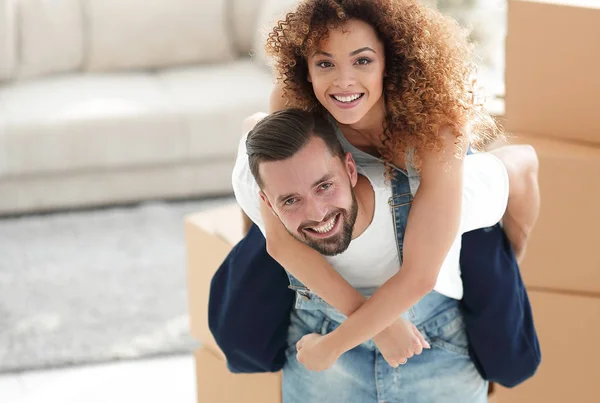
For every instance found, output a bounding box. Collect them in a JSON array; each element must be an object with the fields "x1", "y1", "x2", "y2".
[
  {"x1": 0, "y1": 160, "x2": 236, "y2": 215},
  {"x1": 0, "y1": 73, "x2": 188, "y2": 176},
  {"x1": 0, "y1": 60, "x2": 272, "y2": 176},
  {"x1": 252, "y1": 0, "x2": 299, "y2": 68},
  {"x1": 157, "y1": 60, "x2": 272, "y2": 159},
  {"x1": 85, "y1": 0, "x2": 235, "y2": 72},
  {"x1": 0, "y1": 0, "x2": 16, "y2": 81},
  {"x1": 230, "y1": 0, "x2": 263, "y2": 56},
  {"x1": 17, "y1": 0, "x2": 84, "y2": 79}
]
